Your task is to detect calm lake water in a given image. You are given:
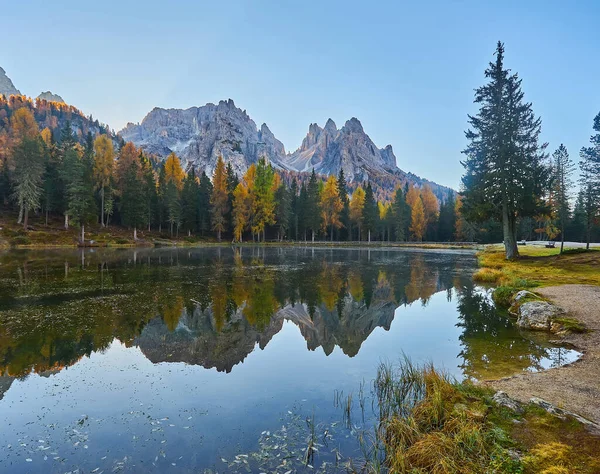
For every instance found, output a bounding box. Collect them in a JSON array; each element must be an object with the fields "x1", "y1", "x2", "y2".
[{"x1": 0, "y1": 247, "x2": 578, "y2": 473}]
